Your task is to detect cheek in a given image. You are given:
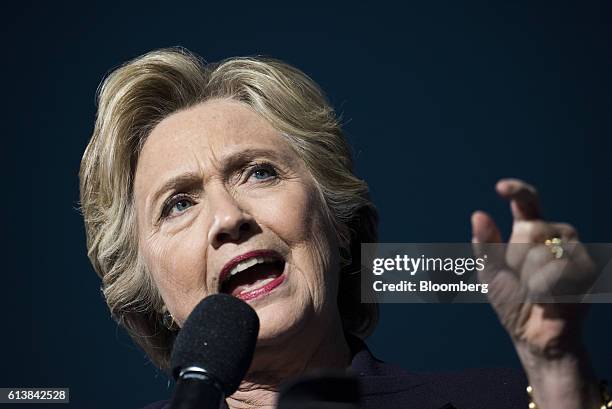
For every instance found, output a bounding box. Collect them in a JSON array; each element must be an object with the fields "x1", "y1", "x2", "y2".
[
  {"x1": 140, "y1": 229, "x2": 208, "y2": 323},
  {"x1": 255, "y1": 182, "x2": 340, "y2": 307},
  {"x1": 254, "y1": 181, "x2": 329, "y2": 248}
]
